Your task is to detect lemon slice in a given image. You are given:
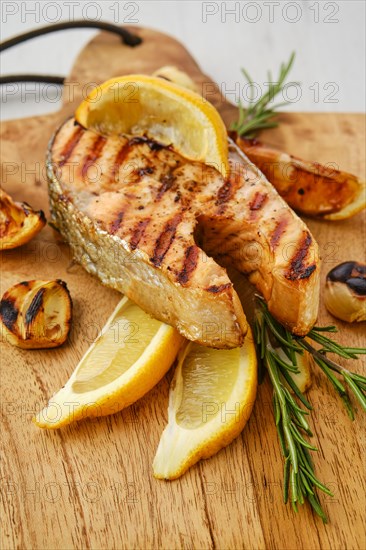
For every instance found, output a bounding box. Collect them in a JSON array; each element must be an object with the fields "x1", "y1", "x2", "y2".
[
  {"x1": 34, "y1": 297, "x2": 184, "y2": 429},
  {"x1": 153, "y1": 329, "x2": 257, "y2": 479},
  {"x1": 75, "y1": 74, "x2": 229, "y2": 178}
]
